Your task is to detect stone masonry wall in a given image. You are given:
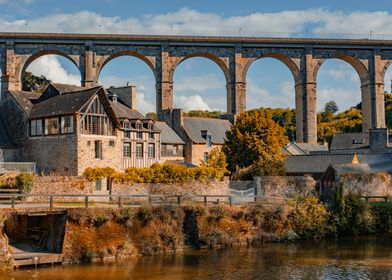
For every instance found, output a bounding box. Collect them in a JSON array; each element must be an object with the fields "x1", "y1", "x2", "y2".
[
  {"x1": 340, "y1": 174, "x2": 392, "y2": 196},
  {"x1": 24, "y1": 134, "x2": 78, "y2": 175},
  {"x1": 255, "y1": 176, "x2": 316, "y2": 199},
  {"x1": 76, "y1": 134, "x2": 123, "y2": 176},
  {"x1": 190, "y1": 143, "x2": 223, "y2": 166},
  {"x1": 28, "y1": 176, "x2": 229, "y2": 198}
]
